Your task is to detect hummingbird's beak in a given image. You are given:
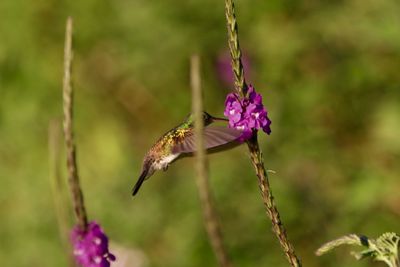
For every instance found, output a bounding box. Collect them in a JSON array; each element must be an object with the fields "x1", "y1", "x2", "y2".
[{"x1": 212, "y1": 116, "x2": 229, "y2": 122}]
